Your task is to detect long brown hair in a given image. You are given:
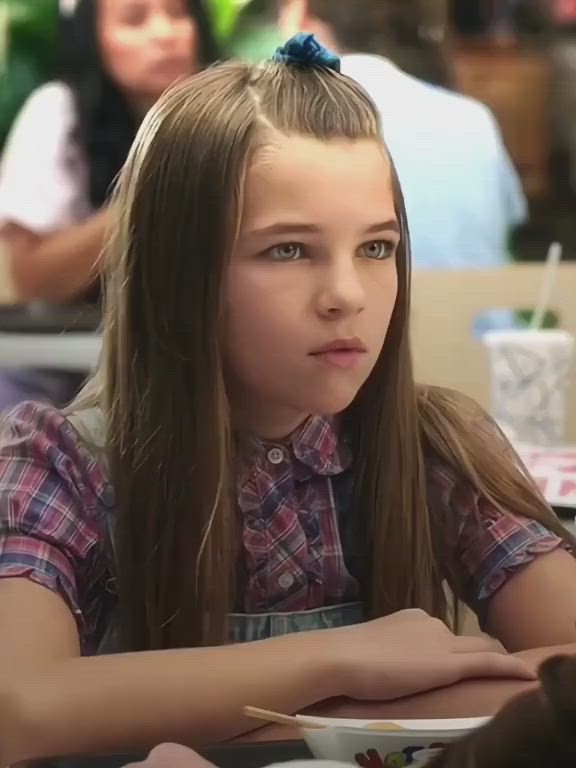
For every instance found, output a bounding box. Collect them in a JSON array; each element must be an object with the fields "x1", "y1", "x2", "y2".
[{"x1": 73, "y1": 57, "x2": 573, "y2": 651}]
